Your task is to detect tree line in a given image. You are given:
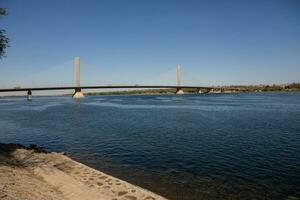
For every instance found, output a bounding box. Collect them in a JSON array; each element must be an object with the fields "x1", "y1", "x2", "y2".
[{"x1": 0, "y1": 7, "x2": 9, "y2": 59}]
